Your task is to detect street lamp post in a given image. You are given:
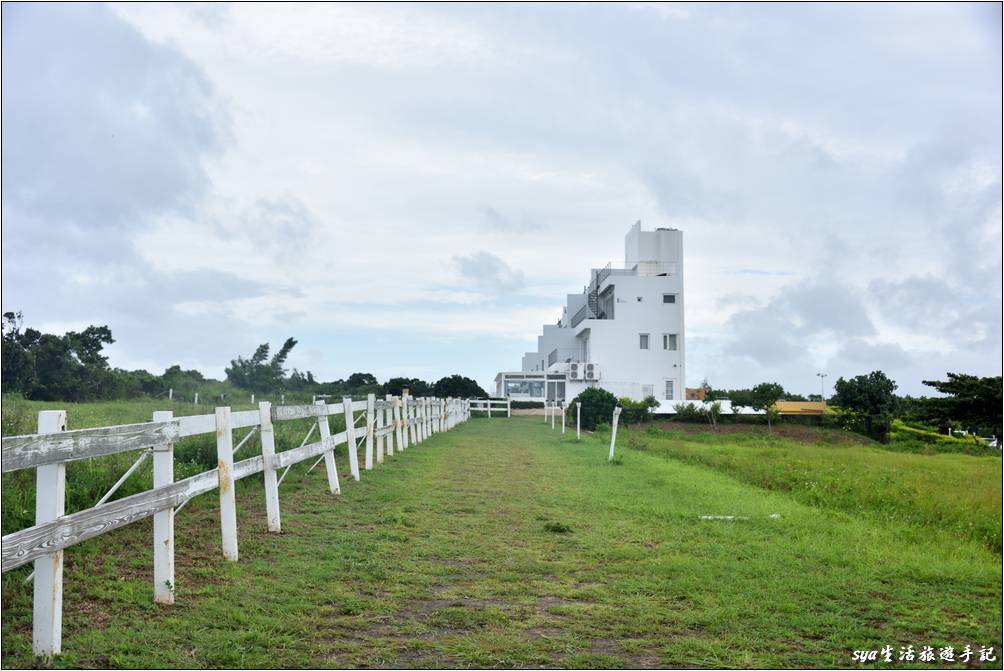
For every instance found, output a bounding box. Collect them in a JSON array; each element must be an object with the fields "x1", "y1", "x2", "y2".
[{"x1": 816, "y1": 372, "x2": 828, "y2": 404}]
